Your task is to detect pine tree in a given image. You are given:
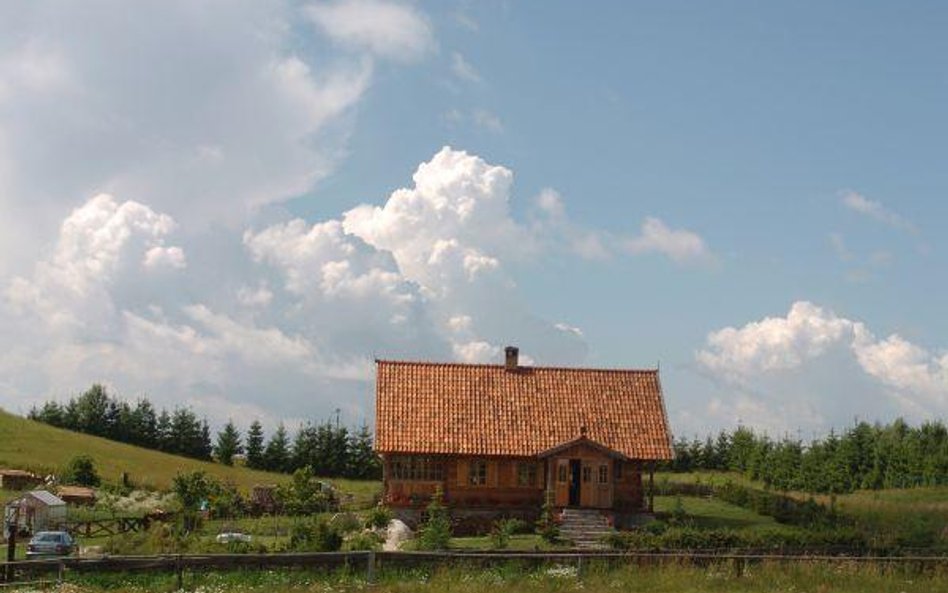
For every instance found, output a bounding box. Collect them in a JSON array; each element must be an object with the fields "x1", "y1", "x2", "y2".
[
  {"x1": 264, "y1": 422, "x2": 291, "y2": 473},
  {"x1": 246, "y1": 420, "x2": 265, "y2": 469},
  {"x1": 156, "y1": 409, "x2": 172, "y2": 452},
  {"x1": 346, "y1": 422, "x2": 380, "y2": 479},
  {"x1": 214, "y1": 420, "x2": 243, "y2": 465},
  {"x1": 130, "y1": 399, "x2": 159, "y2": 448},
  {"x1": 199, "y1": 419, "x2": 214, "y2": 460}
]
